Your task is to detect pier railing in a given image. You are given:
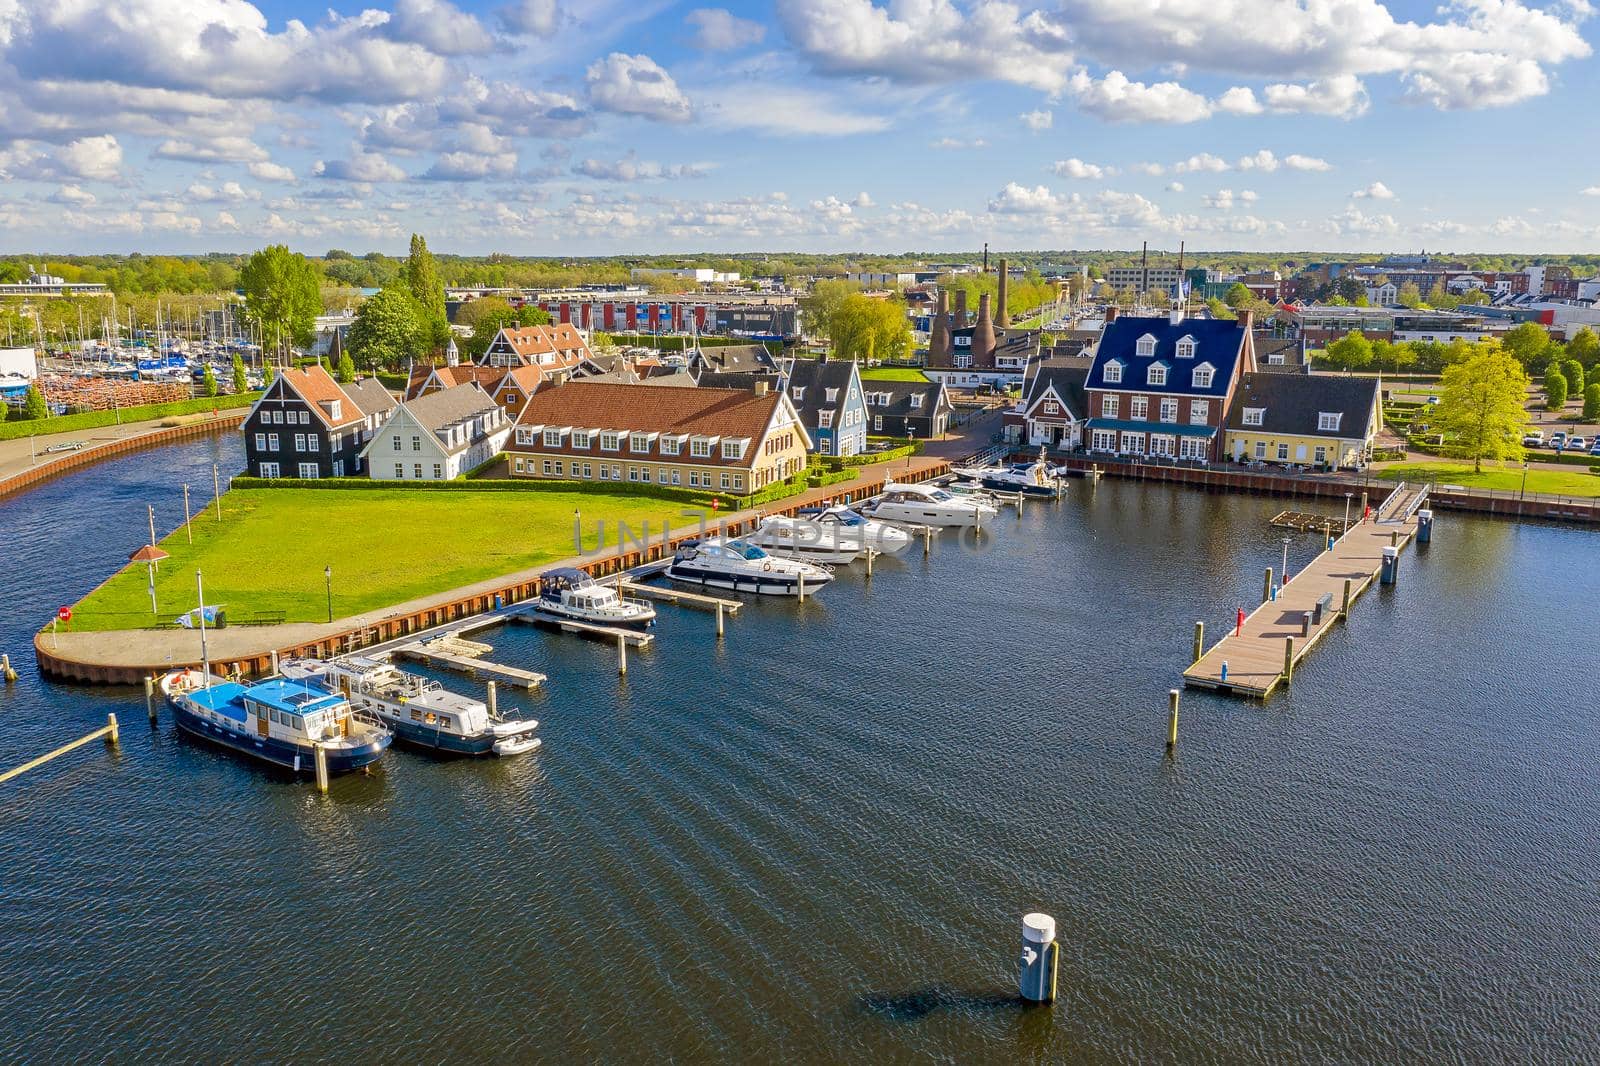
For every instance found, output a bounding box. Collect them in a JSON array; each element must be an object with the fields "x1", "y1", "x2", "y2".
[{"x1": 0, "y1": 714, "x2": 120, "y2": 786}]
